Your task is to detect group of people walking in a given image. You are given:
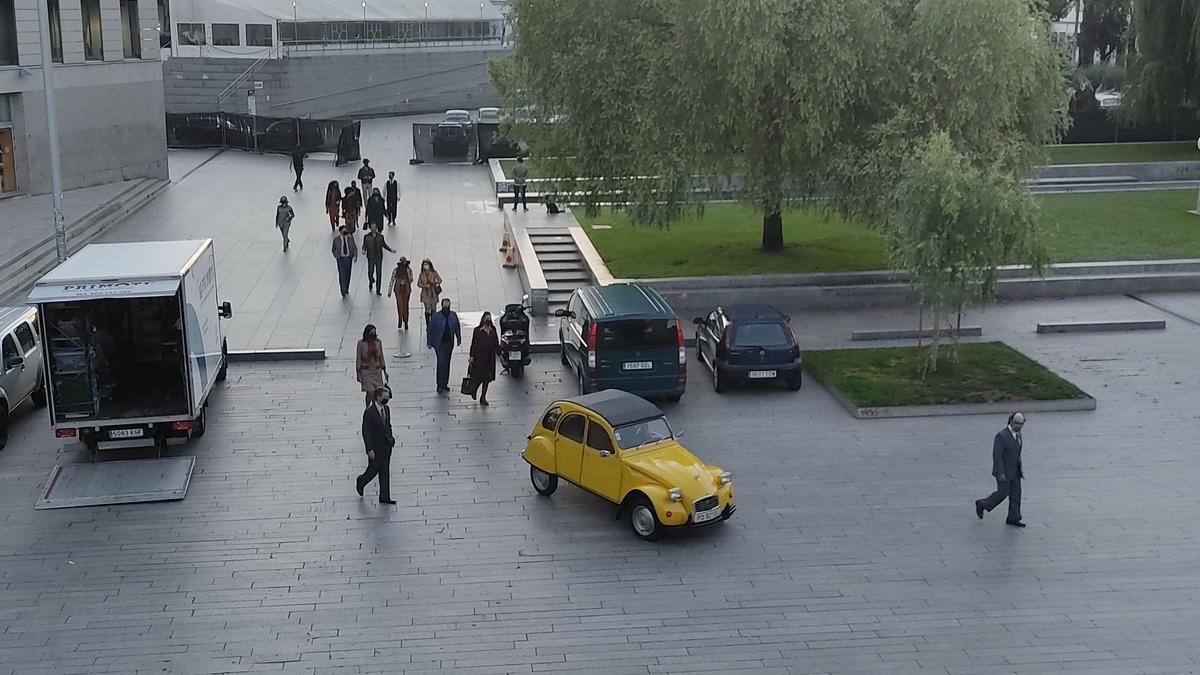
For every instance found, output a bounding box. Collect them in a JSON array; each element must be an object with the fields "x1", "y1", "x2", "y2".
[{"x1": 323, "y1": 160, "x2": 400, "y2": 233}]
